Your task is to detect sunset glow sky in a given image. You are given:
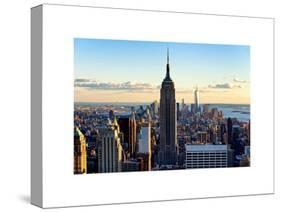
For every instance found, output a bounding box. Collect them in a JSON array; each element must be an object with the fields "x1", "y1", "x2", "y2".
[{"x1": 74, "y1": 38, "x2": 250, "y2": 104}]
